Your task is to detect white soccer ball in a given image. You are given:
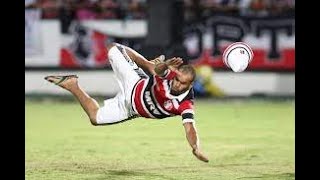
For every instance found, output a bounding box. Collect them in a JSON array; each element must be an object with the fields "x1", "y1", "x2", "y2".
[{"x1": 222, "y1": 42, "x2": 254, "y2": 72}]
